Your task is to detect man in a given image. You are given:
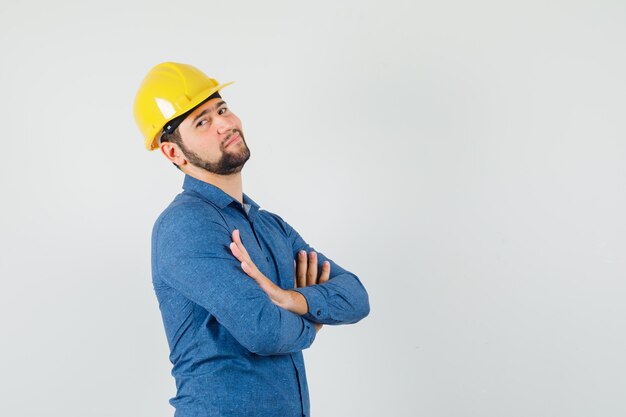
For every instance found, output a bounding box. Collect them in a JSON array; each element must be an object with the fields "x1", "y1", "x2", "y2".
[{"x1": 133, "y1": 62, "x2": 370, "y2": 417}]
